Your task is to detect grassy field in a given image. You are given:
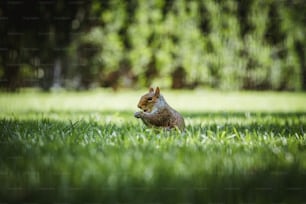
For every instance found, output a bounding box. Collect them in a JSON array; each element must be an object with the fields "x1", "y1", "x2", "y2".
[{"x1": 1, "y1": 89, "x2": 306, "y2": 203}]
